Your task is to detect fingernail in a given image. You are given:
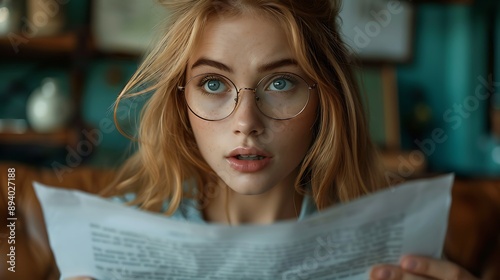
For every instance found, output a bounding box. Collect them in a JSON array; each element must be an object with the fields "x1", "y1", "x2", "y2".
[
  {"x1": 402, "y1": 258, "x2": 418, "y2": 270},
  {"x1": 374, "y1": 268, "x2": 392, "y2": 280}
]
